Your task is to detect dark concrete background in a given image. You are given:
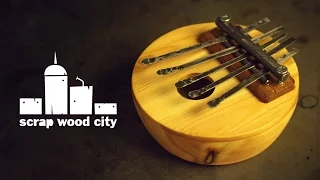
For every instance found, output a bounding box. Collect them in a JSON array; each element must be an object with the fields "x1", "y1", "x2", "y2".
[{"x1": 0, "y1": 0, "x2": 319, "y2": 179}]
